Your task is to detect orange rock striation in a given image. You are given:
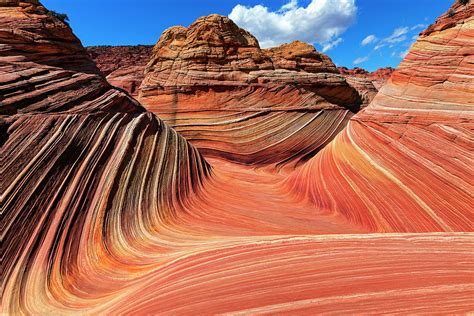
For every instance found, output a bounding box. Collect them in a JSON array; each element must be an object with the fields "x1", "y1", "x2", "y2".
[
  {"x1": 87, "y1": 45, "x2": 153, "y2": 96},
  {"x1": 287, "y1": 1, "x2": 474, "y2": 232},
  {"x1": 139, "y1": 15, "x2": 363, "y2": 166},
  {"x1": 1, "y1": 1, "x2": 473, "y2": 315},
  {"x1": 2, "y1": 4, "x2": 210, "y2": 314},
  {"x1": 86, "y1": 41, "x2": 390, "y2": 112}
]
